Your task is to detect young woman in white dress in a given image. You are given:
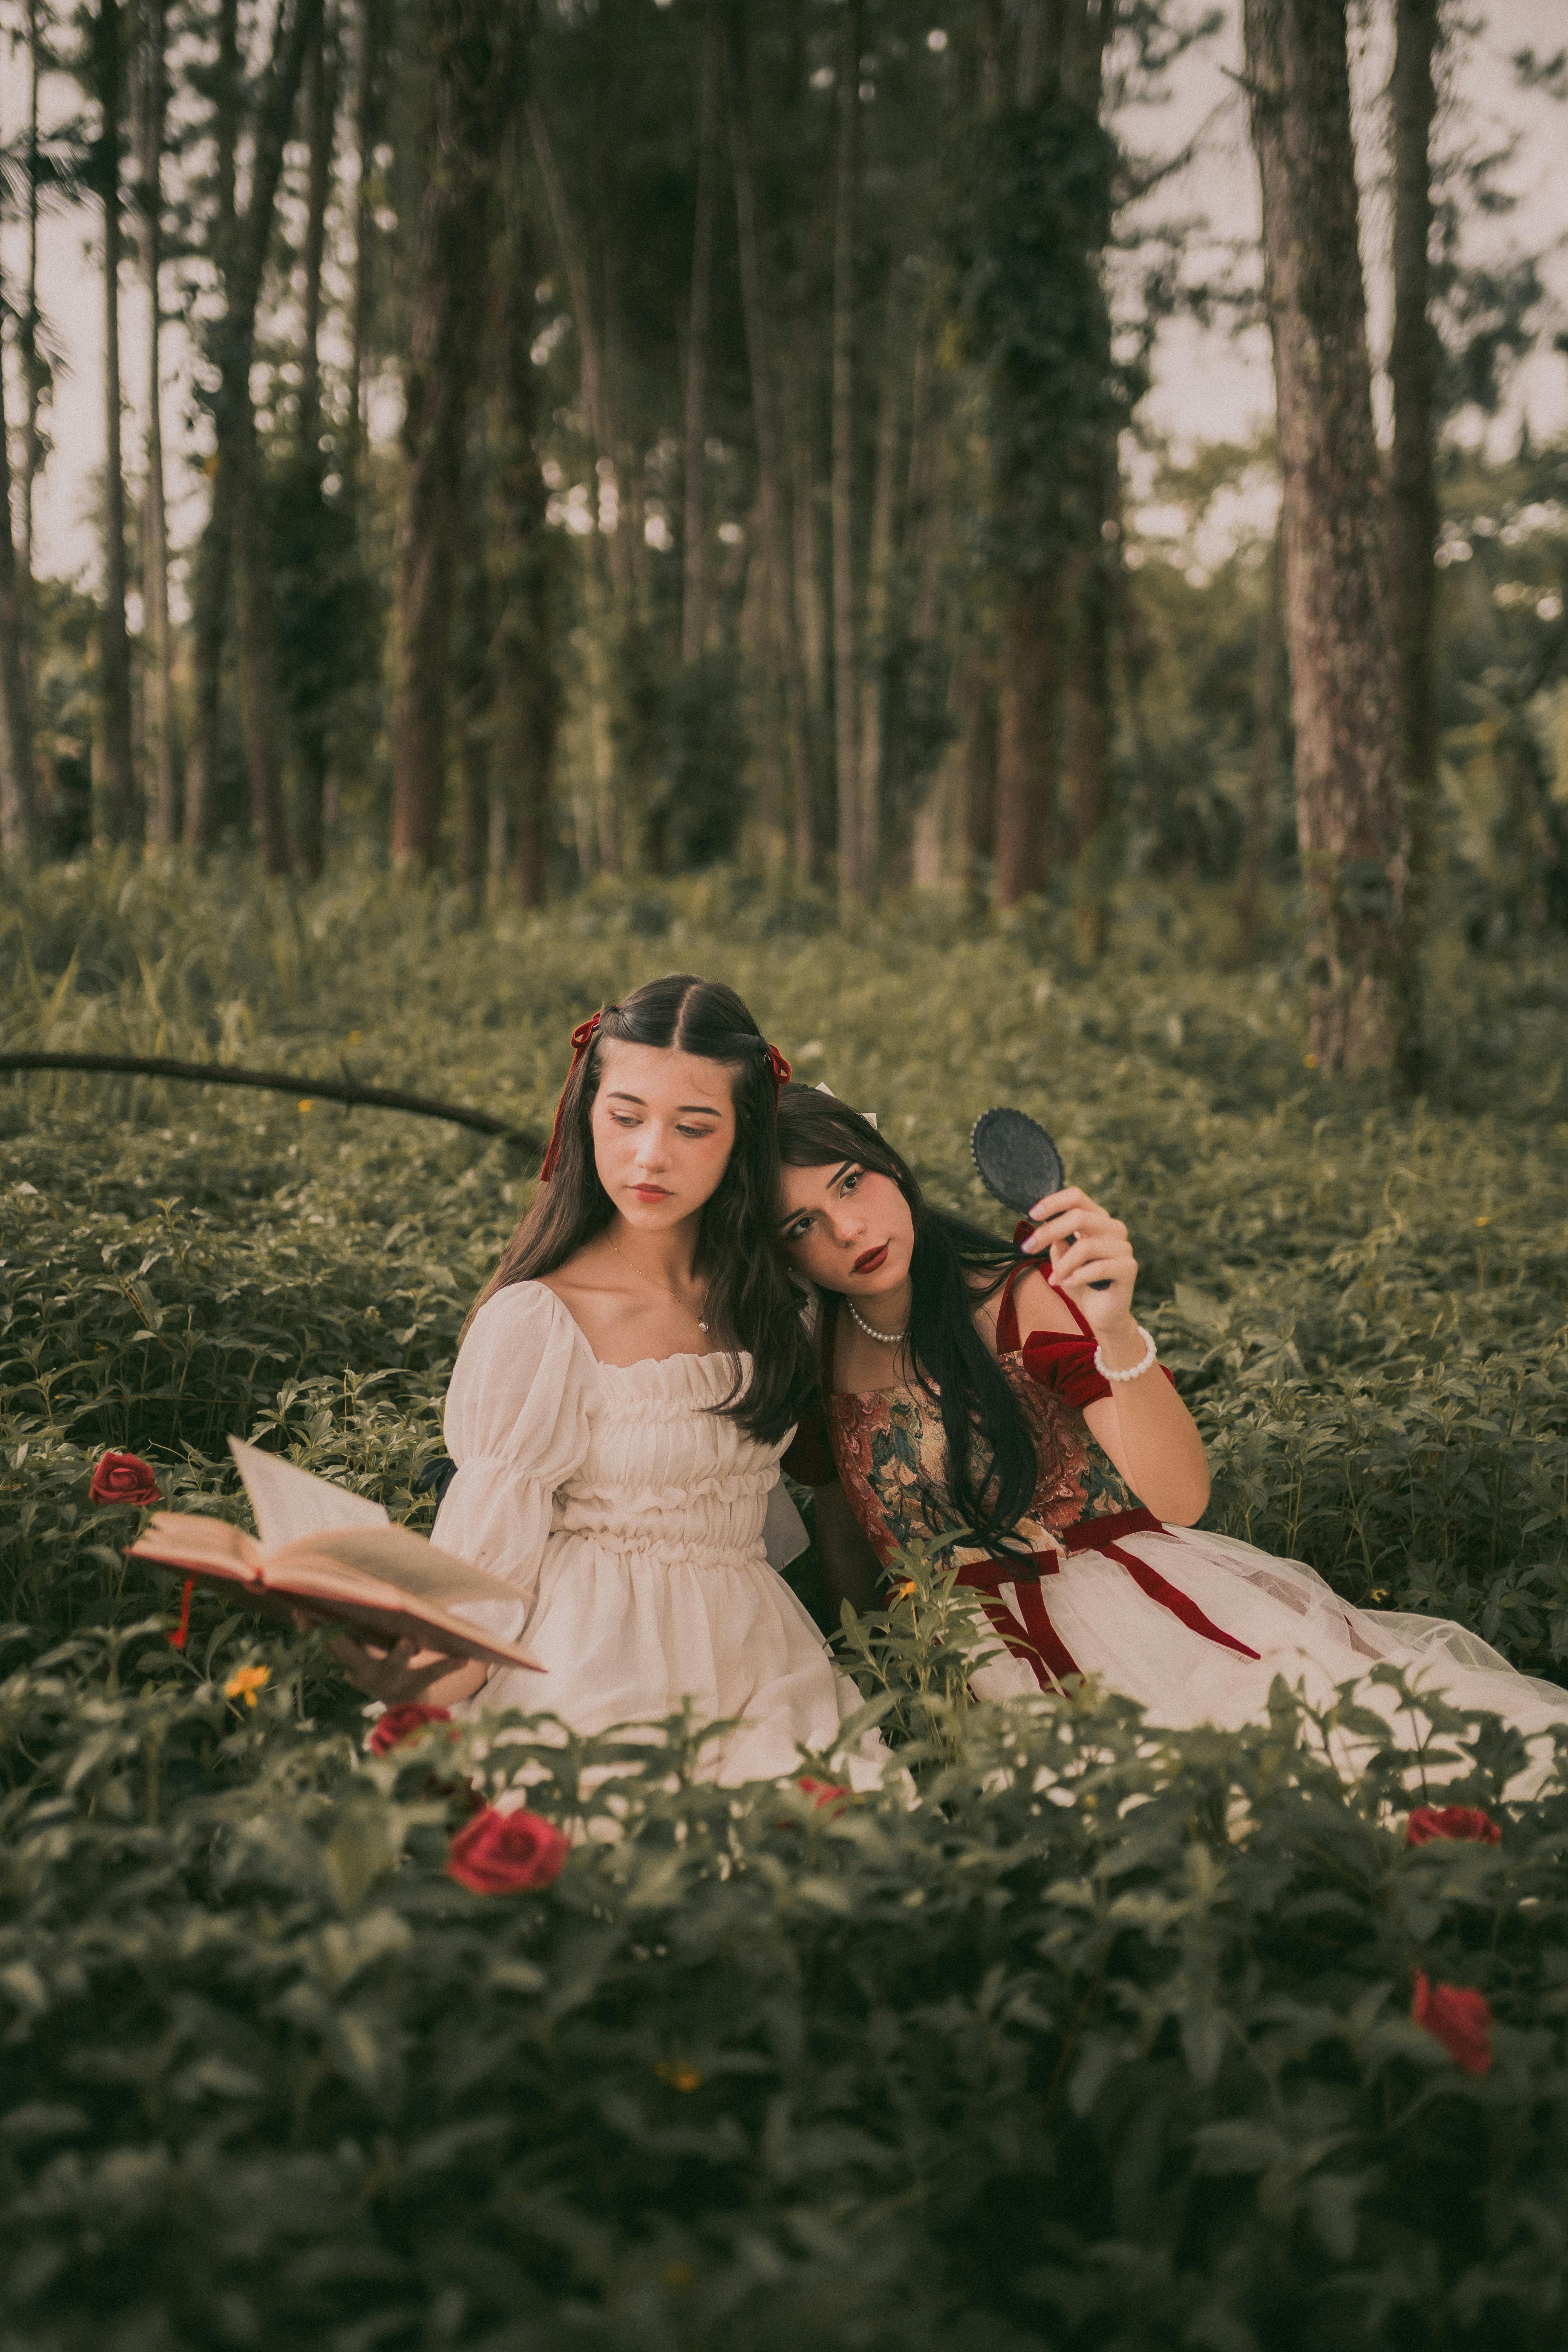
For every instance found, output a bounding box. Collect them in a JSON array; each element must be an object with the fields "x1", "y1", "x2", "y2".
[
  {"x1": 775, "y1": 1086, "x2": 1568, "y2": 1775},
  {"x1": 329, "y1": 978, "x2": 880, "y2": 1786}
]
